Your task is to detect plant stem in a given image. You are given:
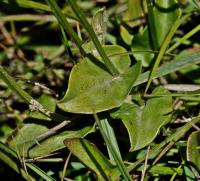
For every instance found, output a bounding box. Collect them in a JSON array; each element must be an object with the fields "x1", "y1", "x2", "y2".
[
  {"x1": 0, "y1": 14, "x2": 77, "y2": 24},
  {"x1": 93, "y1": 113, "x2": 132, "y2": 181},
  {"x1": 144, "y1": 13, "x2": 191, "y2": 94},
  {"x1": 45, "y1": 0, "x2": 85, "y2": 55},
  {"x1": 0, "y1": 66, "x2": 50, "y2": 118},
  {"x1": 0, "y1": 66, "x2": 32, "y2": 103},
  {"x1": 134, "y1": 49, "x2": 200, "y2": 86},
  {"x1": 2, "y1": 0, "x2": 50, "y2": 11},
  {"x1": 60, "y1": 26, "x2": 77, "y2": 64},
  {"x1": 167, "y1": 24, "x2": 200, "y2": 53},
  {"x1": 69, "y1": 0, "x2": 119, "y2": 76}
]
